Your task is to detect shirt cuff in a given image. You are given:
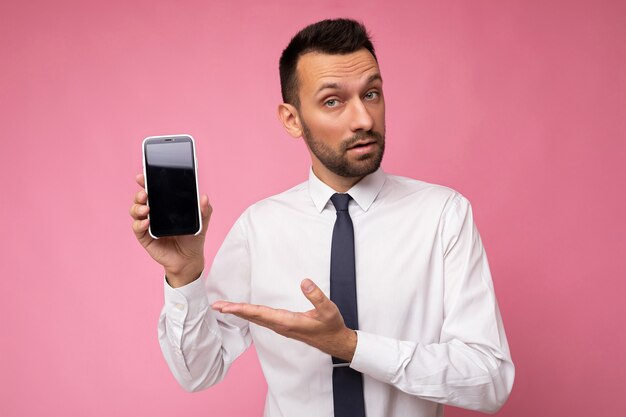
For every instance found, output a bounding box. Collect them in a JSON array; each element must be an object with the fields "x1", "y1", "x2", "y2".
[
  {"x1": 350, "y1": 330, "x2": 410, "y2": 384},
  {"x1": 163, "y1": 269, "x2": 210, "y2": 321}
]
